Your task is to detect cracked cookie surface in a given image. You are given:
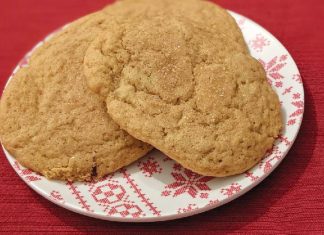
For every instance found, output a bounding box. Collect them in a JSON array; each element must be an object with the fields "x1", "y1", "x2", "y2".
[
  {"x1": 0, "y1": 9, "x2": 153, "y2": 181},
  {"x1": 84, "y1": 13, "x2": 282, "y2": 176}
]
